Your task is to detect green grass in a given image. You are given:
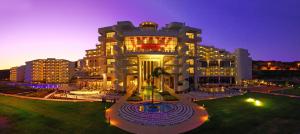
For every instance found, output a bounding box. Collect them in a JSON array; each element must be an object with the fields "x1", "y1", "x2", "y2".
[
  {"x1": 1, "y1": 92, "x2": 300, "y2": 134},
  {"x1": 272, "y1": 86, "x2": 300, "y2": 96},
  {"x1": 24, "y1": 89, "x2": 53, "y2": 97},
  {"x1": 188, "y1": 93, "x2": 300, "y2": 134},
  {"x1": 0, "y1": 95, "x2": 127, "y2": 134}
]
